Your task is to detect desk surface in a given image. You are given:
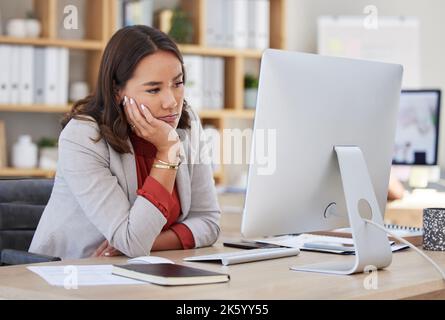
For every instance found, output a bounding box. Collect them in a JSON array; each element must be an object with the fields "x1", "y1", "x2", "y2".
[
  {"x1": 385, "y1": 189, "x2": 445, "y2": 227},
  {"x1": 1, "y1": 210, "x2": 445, "y2": 300}
]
